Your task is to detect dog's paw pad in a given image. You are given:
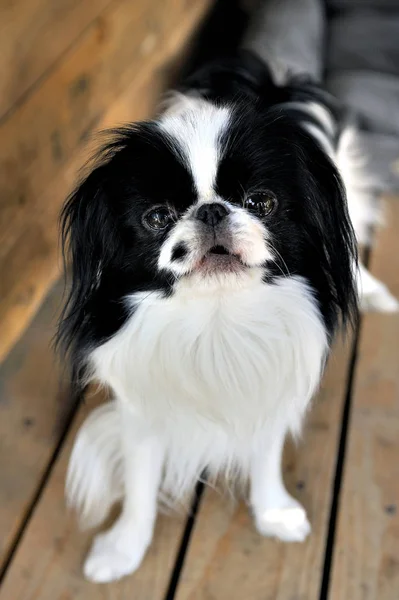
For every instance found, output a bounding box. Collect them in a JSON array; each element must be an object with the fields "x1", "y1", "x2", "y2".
[
  {"x1": 255, "y1": 504, "x2": 311, "y2": 543},
  {"x1": 84, "y1": 532, "x2": 146, "y2": 583}
]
